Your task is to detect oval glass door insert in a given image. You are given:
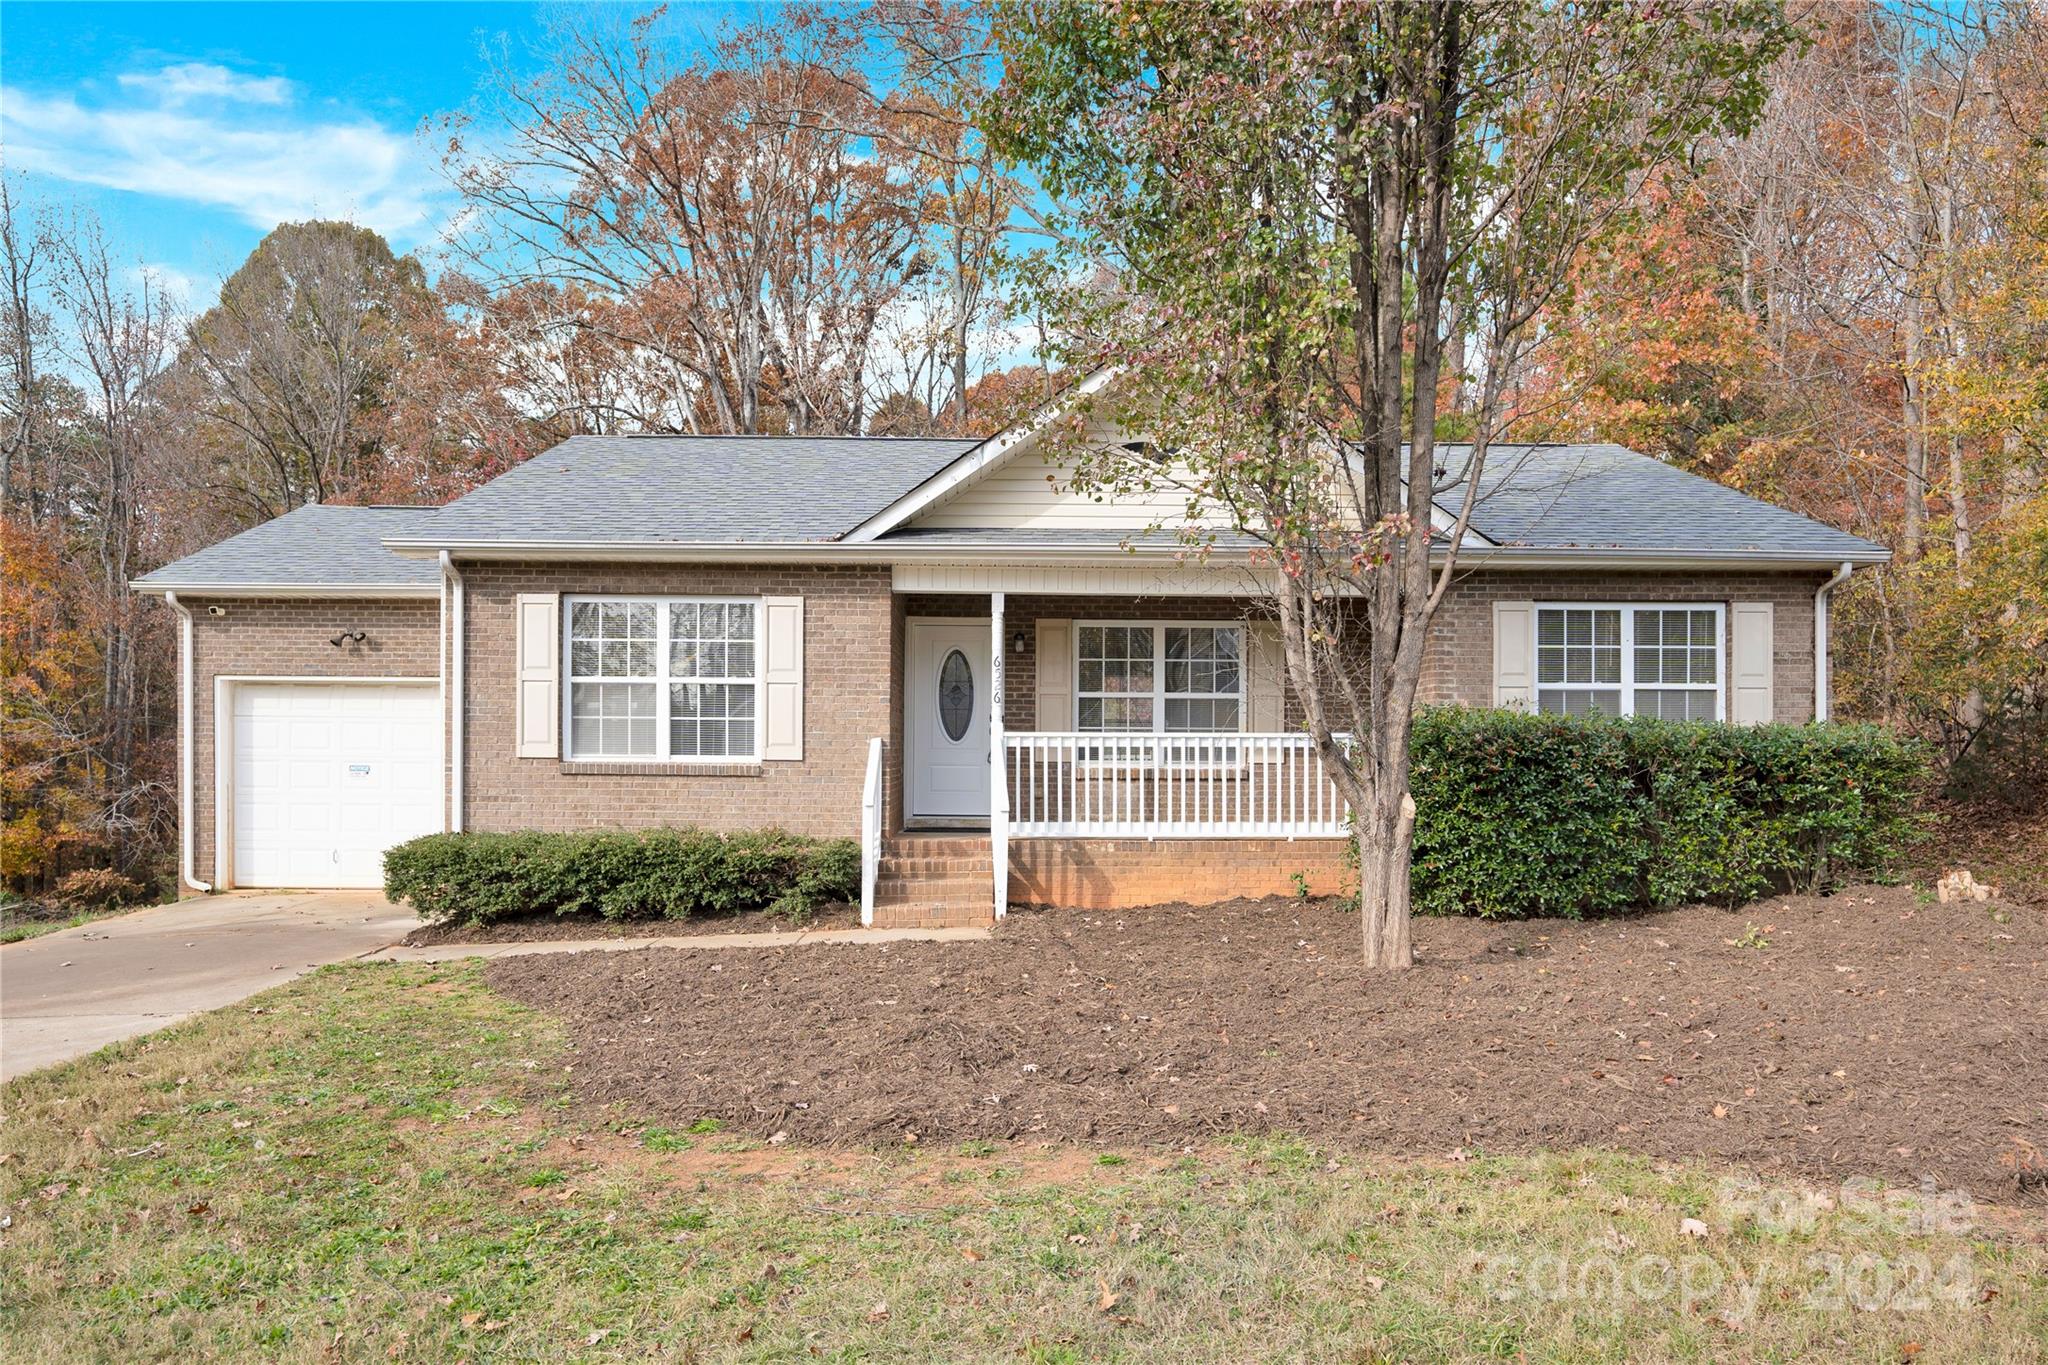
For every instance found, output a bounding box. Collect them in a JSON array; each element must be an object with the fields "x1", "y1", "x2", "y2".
[{"x1": 938, "y1": 649, "x2": 973, "y2": 741}]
